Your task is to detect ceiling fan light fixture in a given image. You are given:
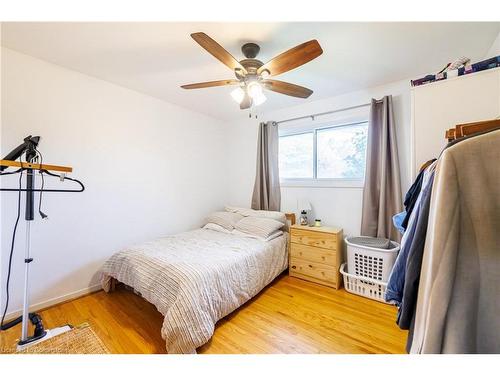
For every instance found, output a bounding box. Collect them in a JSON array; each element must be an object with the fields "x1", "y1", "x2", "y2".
[
  {"x1": 247, "y1": 81, "x2": 263, "y2": 99},
  {"x1": 252, "y1": 91, "x2": 267, "y2": 106},
  {"x1": 230, "y1": 87, "x2": 245, "y2": 104}
]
